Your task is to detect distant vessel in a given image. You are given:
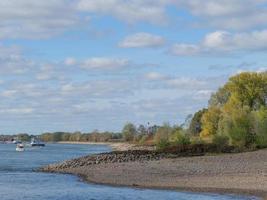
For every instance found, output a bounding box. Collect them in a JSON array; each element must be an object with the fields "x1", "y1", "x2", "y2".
[
  {"x1": 30, "y1": 138, "x2": 45, "y2": 147},
  {"x1": 12, "y1": 138, "x2": 22, "y2": 144},
  {"x1": 16, "y1": 144, "x2": 25, "y2": 152}
]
